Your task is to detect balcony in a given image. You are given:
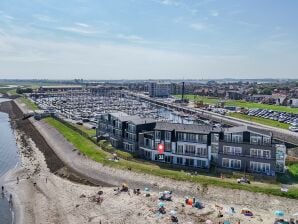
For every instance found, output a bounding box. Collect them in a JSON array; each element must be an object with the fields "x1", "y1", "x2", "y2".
[{"x1": 219, "y1": 151, "x2": 275, "y2": 160}]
